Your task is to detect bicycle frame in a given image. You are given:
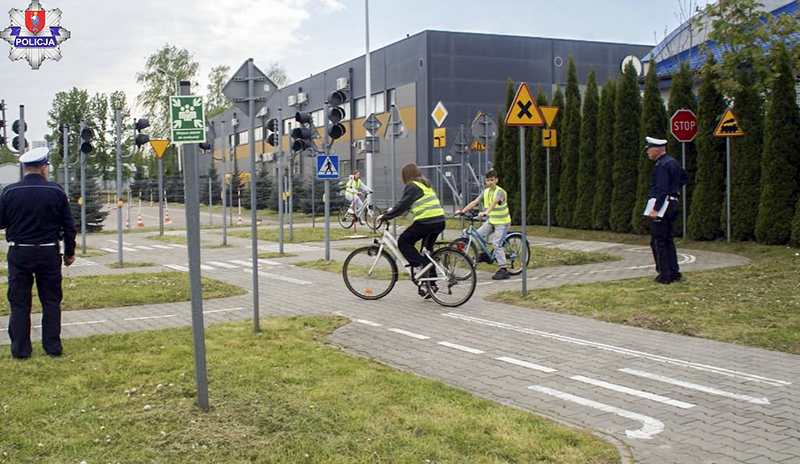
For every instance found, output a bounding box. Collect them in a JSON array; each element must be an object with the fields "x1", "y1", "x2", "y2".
[
  {"x1": 371, "y1": 225, "x2": 445, "y2": 285},
  {"x1": 461, "y1": 223, "x2": 494, "y2": 257},
  {"x1": 348, "y1": 191, "x2": 375, "y2": 219}
]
